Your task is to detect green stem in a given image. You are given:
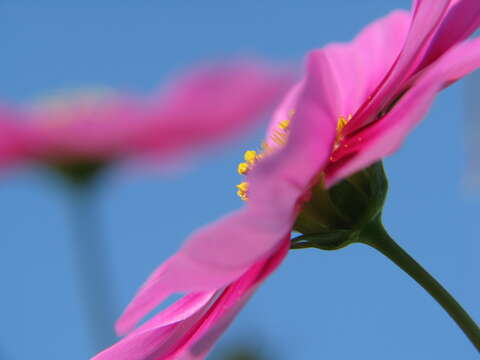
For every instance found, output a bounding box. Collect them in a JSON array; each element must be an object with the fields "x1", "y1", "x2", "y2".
[
  {"x1": 68, "y1": 181, "x2": 117, "y2": 354},
  {"x1": 360, "y1": 218, "x2": 480, "y2": 352}
]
